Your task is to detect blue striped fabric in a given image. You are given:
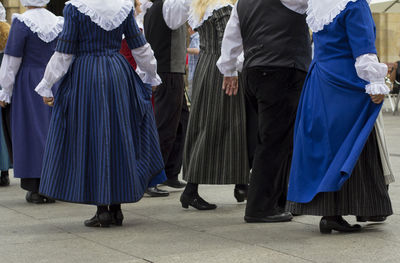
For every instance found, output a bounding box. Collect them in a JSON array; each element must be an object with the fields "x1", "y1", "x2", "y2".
[{"x1": 39, "y1": 4, "x2": 166, "y2": 205}]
